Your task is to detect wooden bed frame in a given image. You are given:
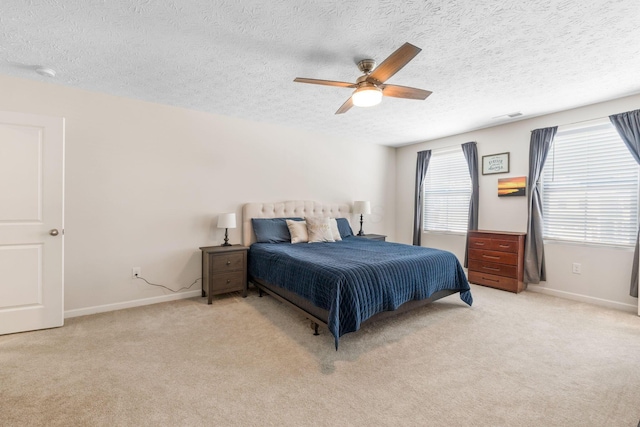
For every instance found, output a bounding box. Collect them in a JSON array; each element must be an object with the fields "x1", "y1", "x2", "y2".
[{"x1": 242, "y1": 200, "x2": 459, "y2": 337}]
